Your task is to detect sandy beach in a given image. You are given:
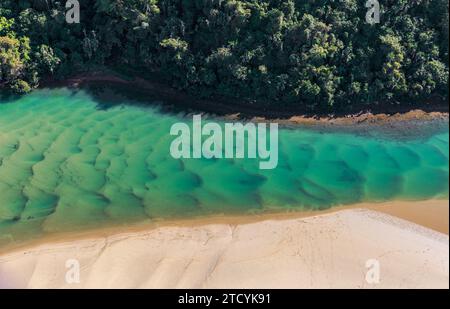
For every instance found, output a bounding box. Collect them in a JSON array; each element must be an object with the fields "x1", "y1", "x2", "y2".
[{"x1": 0, "y1": 200, "x2": 448, "y2": 289}]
